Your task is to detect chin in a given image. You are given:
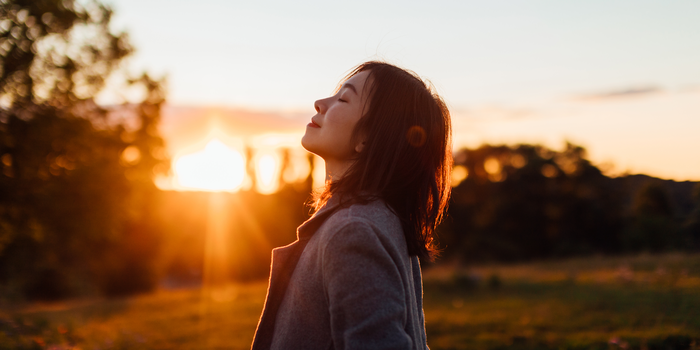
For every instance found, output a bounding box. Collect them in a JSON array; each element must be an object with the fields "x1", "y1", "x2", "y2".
[
  {"x1": 300, "y1": 135, "x2": 314, "y2": 153},
  {"x1": 301, "y1": 140, "x2": 325, "y2": 160}
]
